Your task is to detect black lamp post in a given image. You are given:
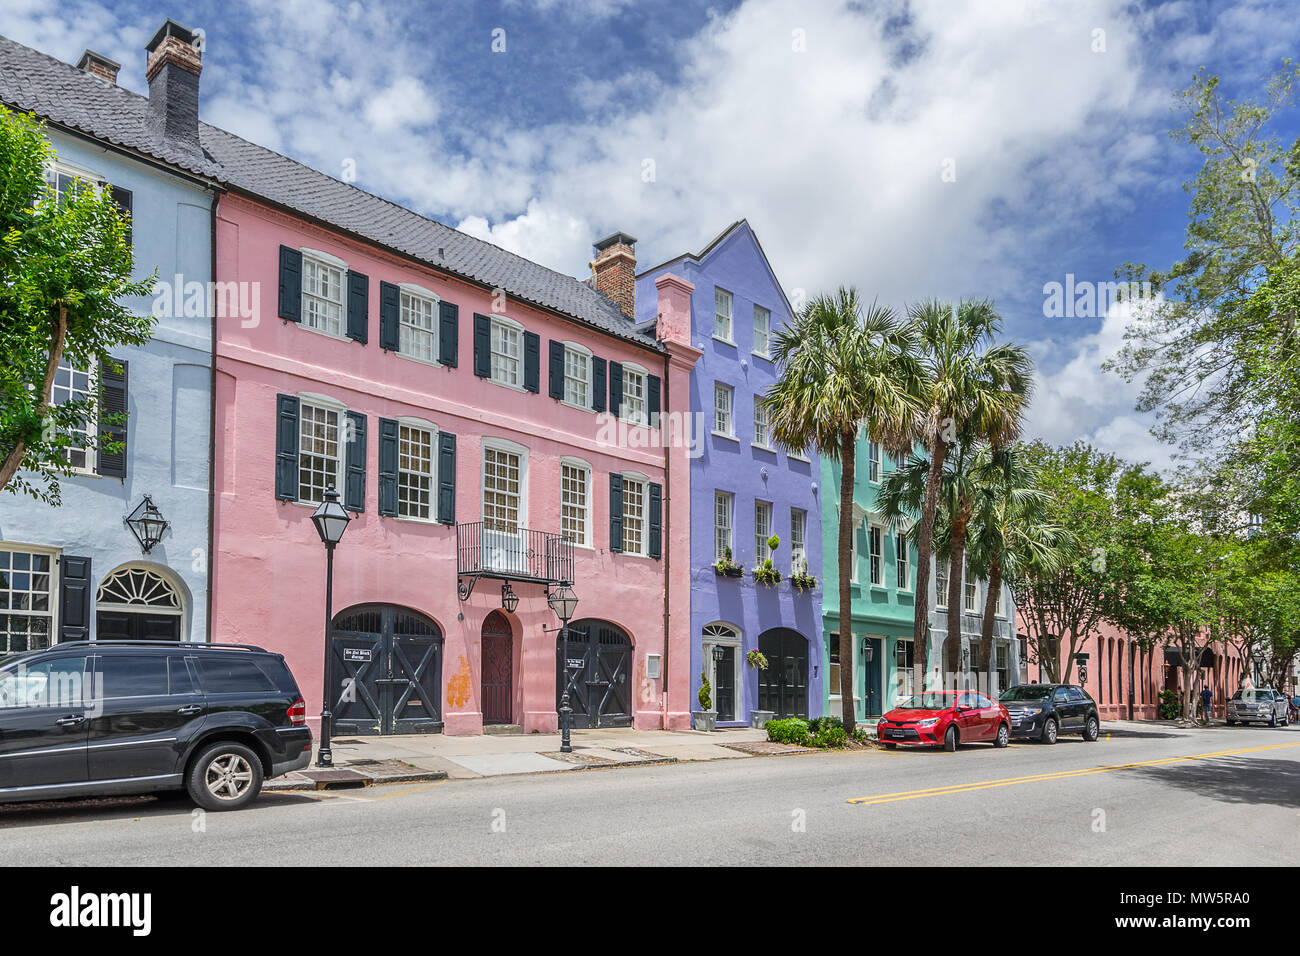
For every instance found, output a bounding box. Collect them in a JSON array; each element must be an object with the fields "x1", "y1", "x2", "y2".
[
  {"x1": 547, "y1": 584, "x2": 579, "y2": 753},
  {"x1": 311, "y1": 486, "x2": 351, "y2": 768}
]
